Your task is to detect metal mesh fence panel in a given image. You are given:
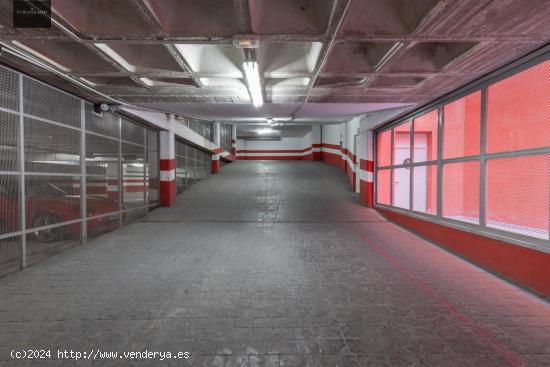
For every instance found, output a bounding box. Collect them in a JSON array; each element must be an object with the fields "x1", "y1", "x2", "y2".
[
  {"x1": 486, "y1": 59, "x2": 550, "y2": 154},
  {"x1": 0, "y1": 236, "x2": 21, "y2": 277},
  {"x1": 23, "y1": 77, "x2": 80, "y2": 128},
  {"x1": 85, "y1": 133, "x2": 119, "y2": 176},
  {"x1": 122, "y1": 142, "x2": 145, "y2": 209},
  {"x1": 486, "y1": 154, "x2": 549, "y2": 239},
  {"x1": 24, "y1": 175, "x2": 82, "y2": 230},
  {"x1": 0, "y1": 111, "x2": 19, "y2": 171},
  {"x1": 412, "y1": 164, "x2": 437, "y2": 215},
  {"x1": 442, "y1": 91, "x2": 481, "y2": 159},
  {"x1": 24, "y1": 118, "x2": 81, "y2": 174},
  {"x1": 0, "y1": 175, "x2": 20, "y2": 235},
  {"x1": 176, "y1": 141, "x2": 187, "y2": 194},
  {"x1": 24, "y1": 174, "x2": 82, "y2": 264},
  {"x1": 442, "y1": 161, "x2": 479, "y2": 224},
  {"x1": 393, "y1": 121, "x2": 411, "y2": 166},
  {"x1": 376, "y1": 129, "x2": 391, "y2": 167},
  {"x1": 375, "y1": 57, "x2": 550, "y2": 248},
  {"x1": 376, "y1": 169, "x2": 391, "y2": 205},
  {"x1": 0, "y1": 66, "x2": 19, "y2": 111},
  {"x1": 26, "y1": 222, "x2": 80, "y2": 267},
  {"x1": 413, "y1": 110, "x2": 438, "y2": 163},
  {"x1": 85, "y1": 103, "x2": 120, "y2": 139},
  {"x1": 121, "y1": 118, "x2": 145, "y2": 145},
  {"x1": 146, "y1": 129, "x2": 159, "y2": 206}
]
